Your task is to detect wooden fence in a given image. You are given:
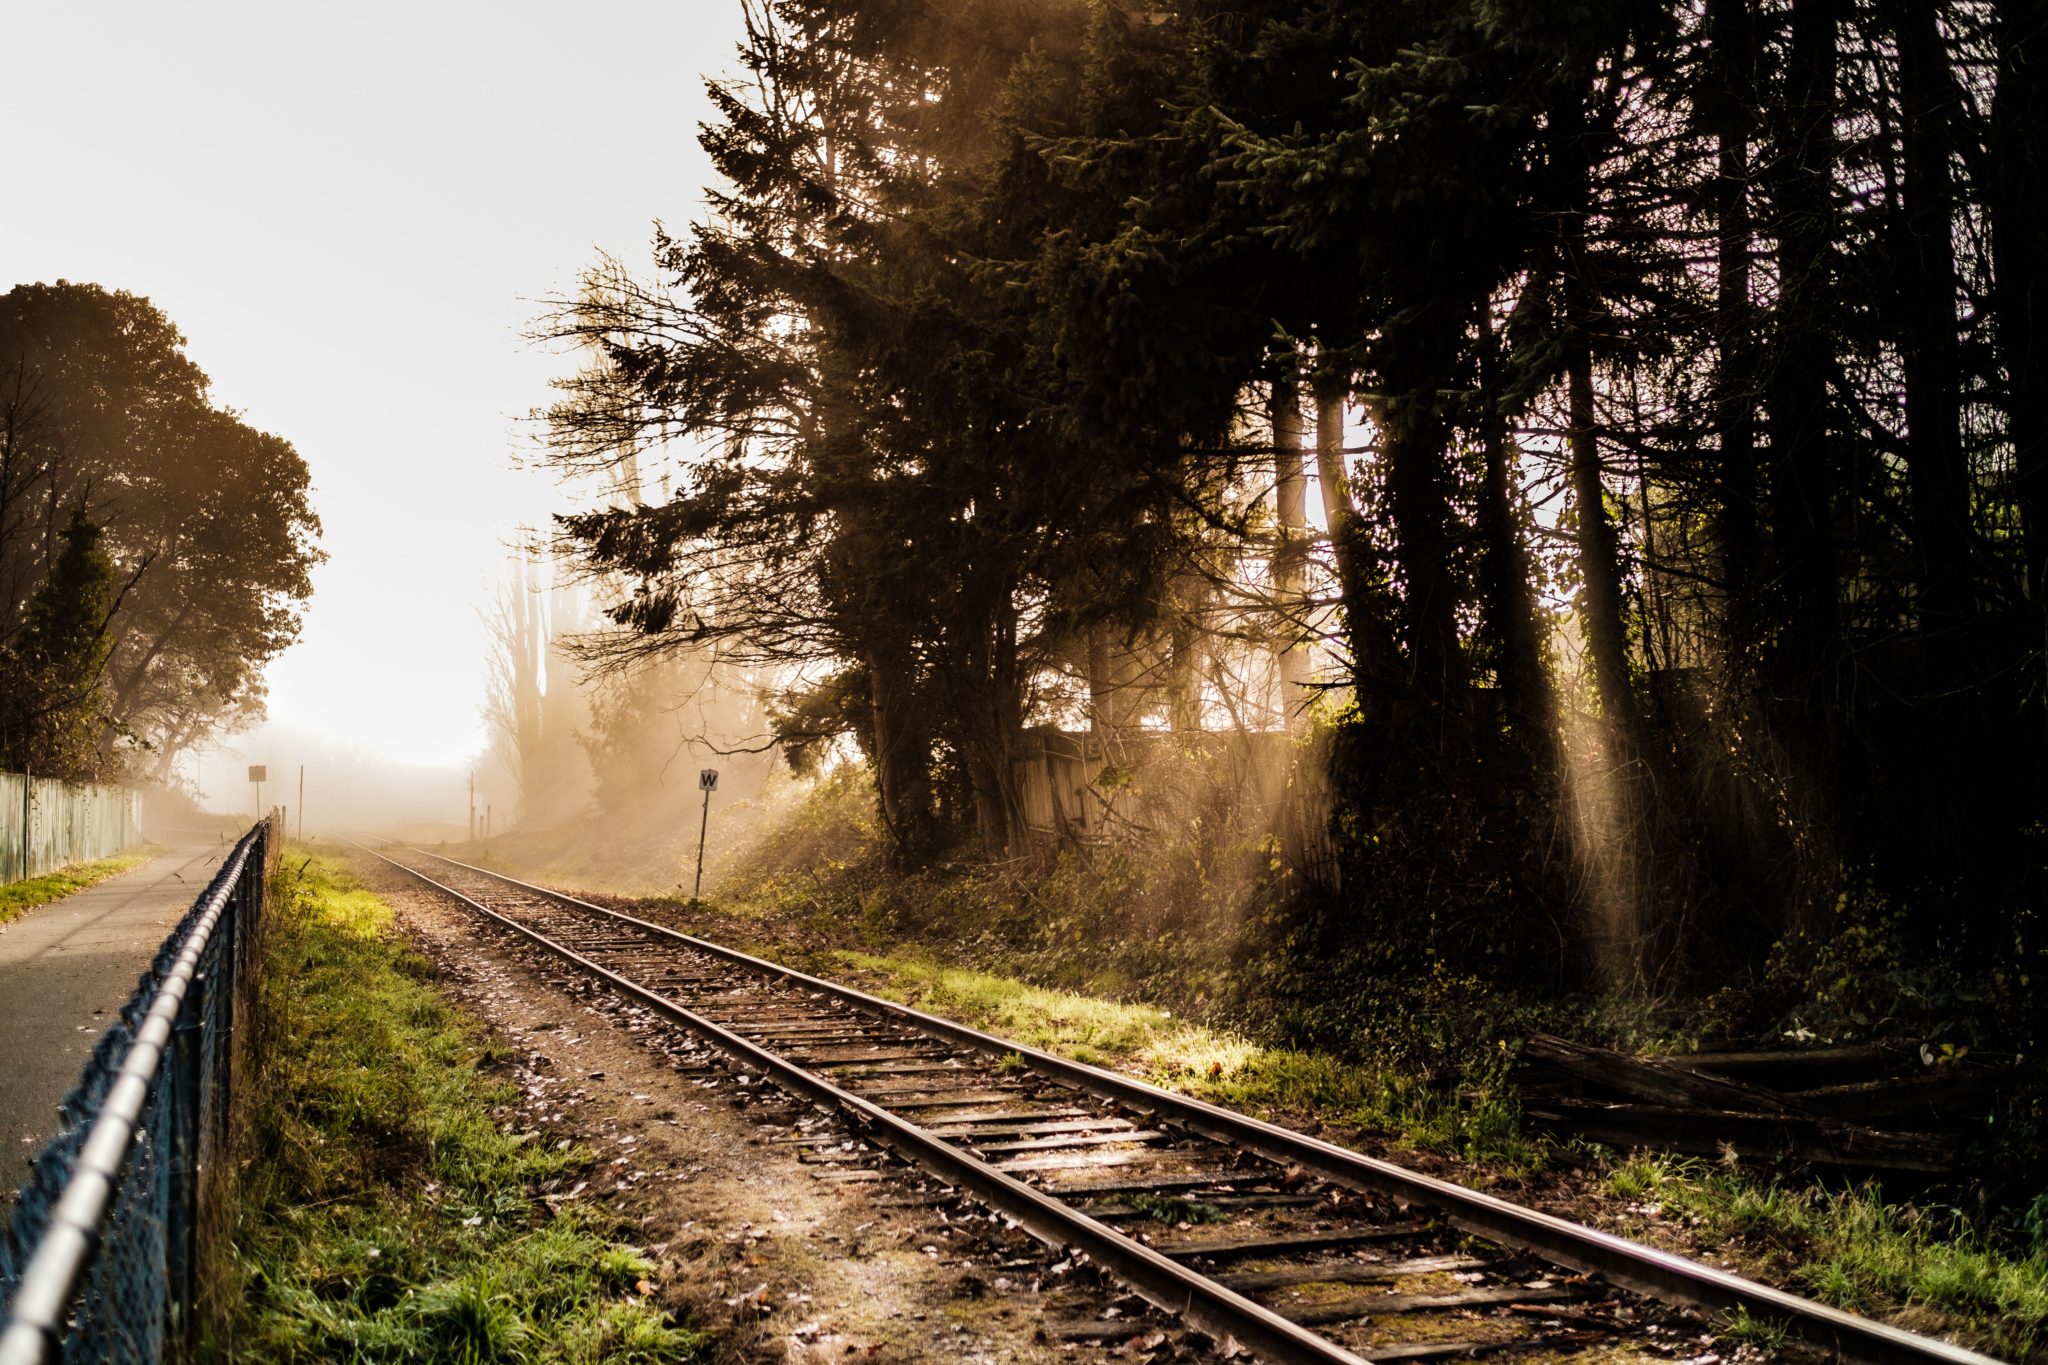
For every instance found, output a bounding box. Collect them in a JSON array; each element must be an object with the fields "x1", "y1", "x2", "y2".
[{"x1": 0, "y1": 772, "x2": 144, "y2": 883}]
